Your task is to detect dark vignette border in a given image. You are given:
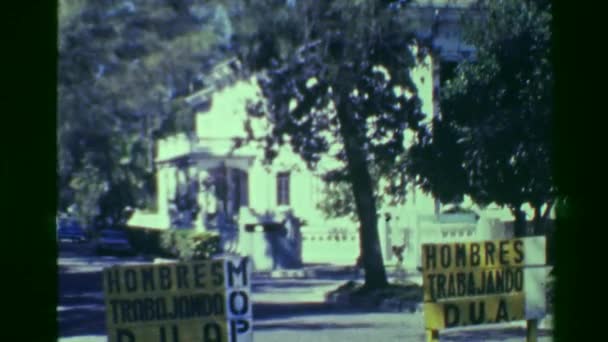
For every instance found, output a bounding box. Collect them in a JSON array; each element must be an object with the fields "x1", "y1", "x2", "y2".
[
  {"x1": 4, "y1": 1, "x2": 58, "y2": 341},
  {"x1": 1, "y1": 0, "x2": 599, "y2": 341}
]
